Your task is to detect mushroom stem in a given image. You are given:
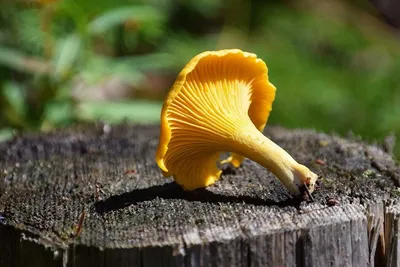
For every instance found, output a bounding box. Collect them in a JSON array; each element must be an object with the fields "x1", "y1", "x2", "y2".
[{"x1": 233, "y1": 127, "x2": 318, "y2": 195}]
